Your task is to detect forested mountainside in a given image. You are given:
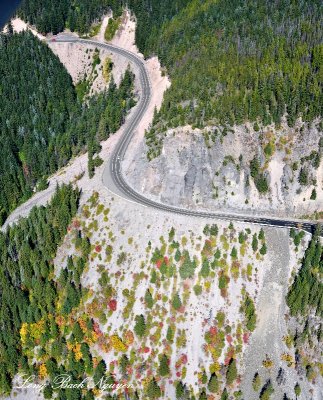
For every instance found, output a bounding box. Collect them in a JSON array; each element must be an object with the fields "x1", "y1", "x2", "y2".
[
  {"x1": 18, "y1": 0, "x2": 123, "y2": 34},
  {"x1": 0, "y1": 184, "x2": 81, "y2": 394},
  {"x1": 287, "y1": 227, "x2": 322, "y2": 318},
  {"x1": 0, "y1": 31, "x2": 75, "y2": 222},
  {"x1": 18, "y1": 0, "x2": 185, "y2": 37},
  {"x1": 285, "y1": 226, "x2": 323, "y2": 388},
  {"x1": 141, "y1": 0, "x2": 322, "y2": 157},
  {"x1": 0, "y1": 31, "x2": 135, "y2": 224},
  {"x1": 32, "y1": 0, "x2": 317, "y2": 141},
  {"x1": 125, "y1": 0, "x2": 188, "y2": 53},
  {"x1": 18, "y1": 0, "x2": 322, "y2": 136}
]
